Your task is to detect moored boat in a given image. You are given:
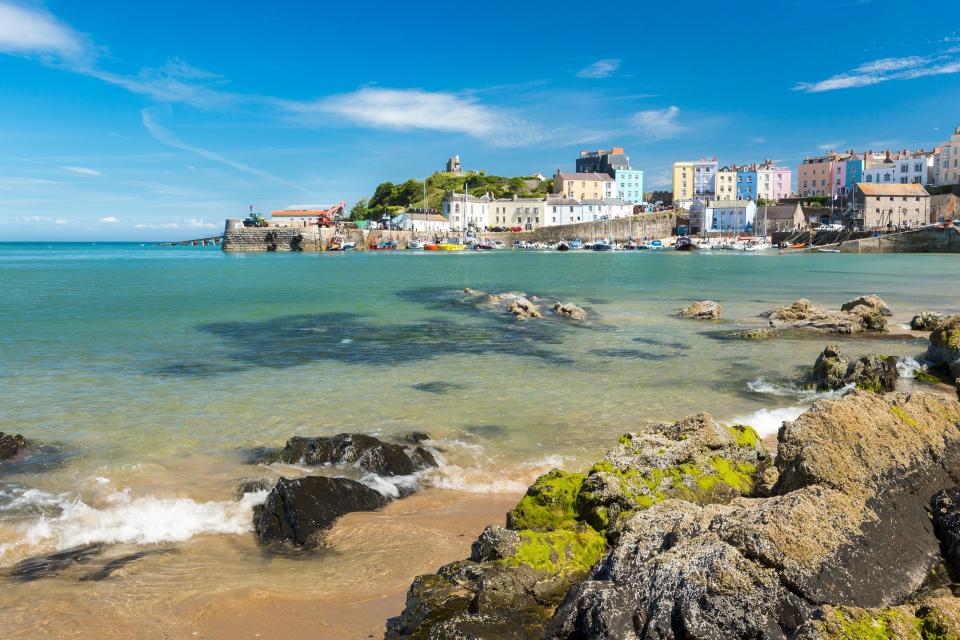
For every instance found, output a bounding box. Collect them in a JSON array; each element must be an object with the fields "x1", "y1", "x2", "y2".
[
  {"x1": 476, "y1": 241, "x2": 498, "y2": 251},
  {"x1": 423, "y1": 243, "x2": 440, "y2": 251},
  {"x1": 407, "y1": 239, "x2": 425, "y2": 250},
  {"x1": 674, "y1": 236, "x2": 697, "y2": 251},
  {"x1": 371, "y1": 240, "x2": 399, "y2": 250}
]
